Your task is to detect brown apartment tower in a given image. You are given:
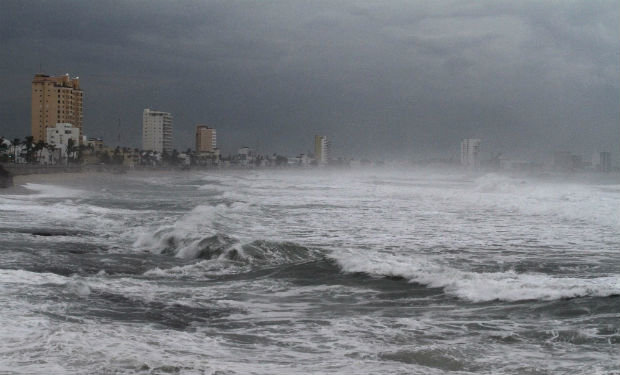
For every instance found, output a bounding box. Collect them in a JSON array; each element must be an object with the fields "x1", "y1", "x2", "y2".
[
  {"x1": 195, "y1": 125, "x2": 216, "y2": 153},
  {"x1": 31, "y1": 73, "x2": 83, "y2": 143}
]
